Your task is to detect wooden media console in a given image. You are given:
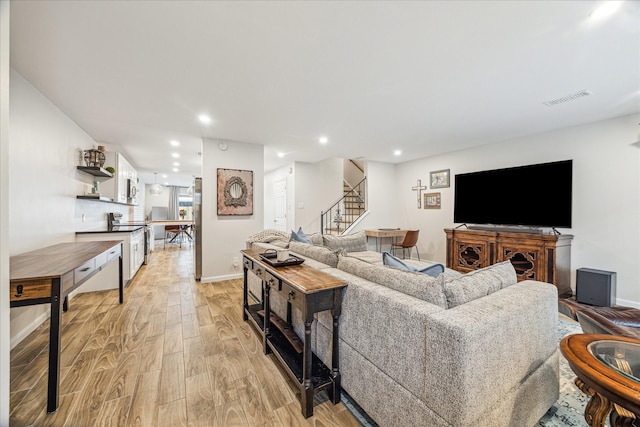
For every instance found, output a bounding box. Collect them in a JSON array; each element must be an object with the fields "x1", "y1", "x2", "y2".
[{"x1": 445, "y1": 228, "x2": 573, "y2": 297}]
